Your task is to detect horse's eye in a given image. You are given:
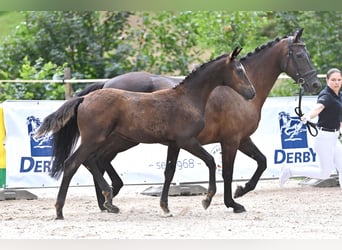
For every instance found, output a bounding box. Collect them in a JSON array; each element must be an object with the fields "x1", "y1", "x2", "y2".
[
  {"x1": 296, "y1": 53, "x2": 303, "y2": 58},
  {"x1": 236, "y1": 65, "x2": 244, "y2": 73}
]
